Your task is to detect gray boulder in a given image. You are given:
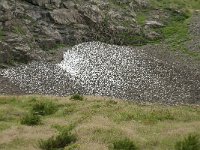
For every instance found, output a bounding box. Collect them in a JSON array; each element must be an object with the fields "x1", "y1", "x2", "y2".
[
  {"x1": 79, "y1": 5, "x2": 104, "y2": 23},
  {"x1": 50, "y1": 9, "x2": 83, "y2": 25},
  {"x1": 145, "y1": 21, "x2": 164, "y2": 28},
  {"x1": 25, "y1": 0, "x2": 50, "y2": 7}
]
